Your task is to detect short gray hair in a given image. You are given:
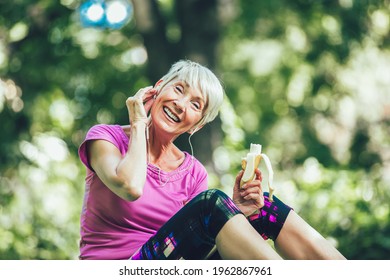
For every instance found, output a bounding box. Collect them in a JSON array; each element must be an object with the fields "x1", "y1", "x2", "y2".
[{"x1": 158, "y1": 60, "x2": 224, "y2": 129}]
